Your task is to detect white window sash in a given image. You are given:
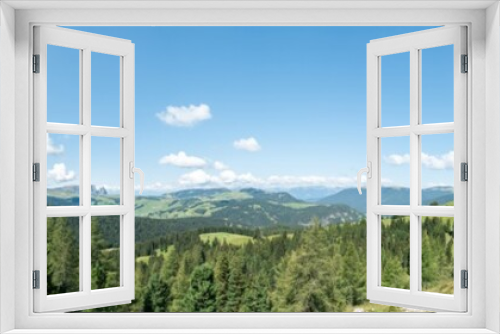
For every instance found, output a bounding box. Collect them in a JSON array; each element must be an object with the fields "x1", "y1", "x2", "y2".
[
  {"x1": 366, "y1": 26, "x2": 467, "y2": 312},
  {"x1": 32, "y1": 25, "x2": 136, "y2": 313}
]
